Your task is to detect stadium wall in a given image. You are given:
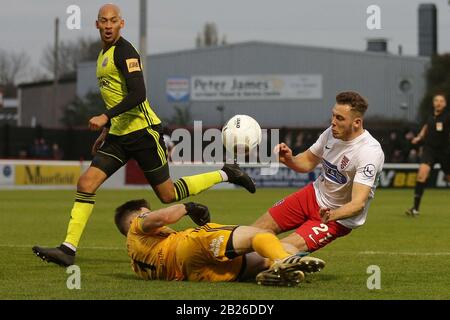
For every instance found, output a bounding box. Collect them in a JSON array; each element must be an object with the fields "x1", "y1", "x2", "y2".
[
  {"x1": 0, "y1": 160, "x2": 446, "y2": 190},
  {"x1": 18, "y1": 79, "x2": 76, "y2": 128}
]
